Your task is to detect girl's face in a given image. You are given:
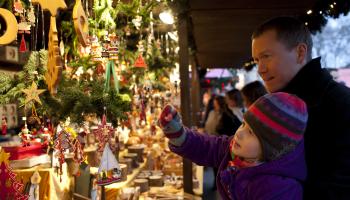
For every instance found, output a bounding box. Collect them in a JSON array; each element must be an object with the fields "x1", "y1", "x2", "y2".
[{"x1": 231, "y1": 121, "x2": 262, "y2": 161}]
